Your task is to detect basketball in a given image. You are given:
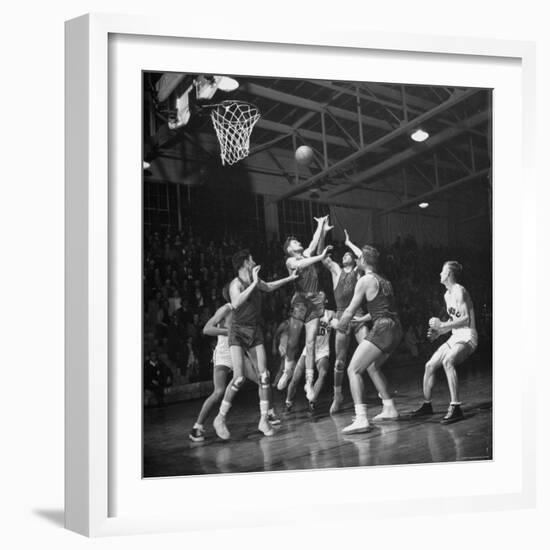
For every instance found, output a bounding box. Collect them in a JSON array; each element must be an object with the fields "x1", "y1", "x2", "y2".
[{"x1": 295, "y1": 145, "x2": 314, "y2": 165}]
